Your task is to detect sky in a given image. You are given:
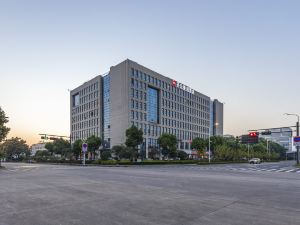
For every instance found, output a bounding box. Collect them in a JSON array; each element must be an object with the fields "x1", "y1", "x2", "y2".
[{"x1": 0, "y1": 0, "x2": 300, "y2": 145}]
